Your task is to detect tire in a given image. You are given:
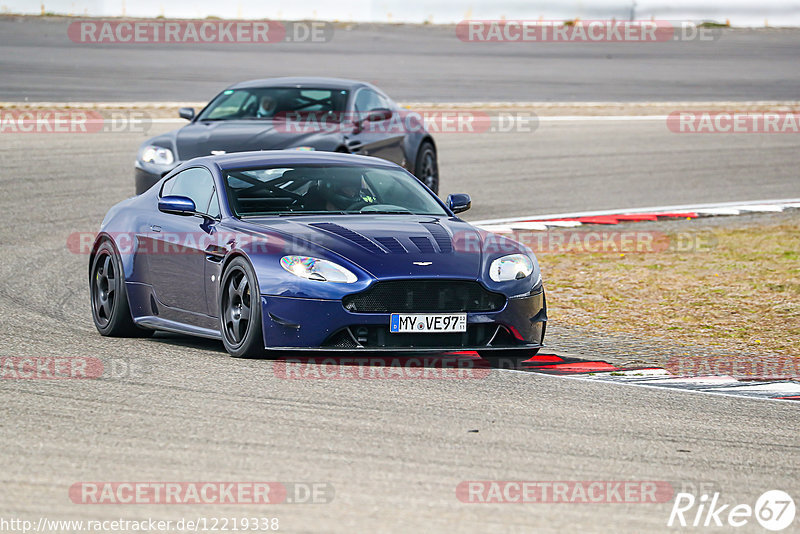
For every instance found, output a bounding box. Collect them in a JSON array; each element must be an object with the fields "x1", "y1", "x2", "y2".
[
  {"x1": 219, "y1": 257, "x2": 265, "y2": 358},
  {"x1": 477, "y1": 348, "x2": 540, "y2": 369},
  {"x1": 414, "y1": 141, "x2": 439, "y2": 194},
  {"x1": 90, "y1": 240, "x2": 153, "y2": 337}
]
